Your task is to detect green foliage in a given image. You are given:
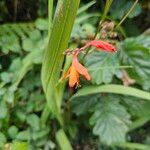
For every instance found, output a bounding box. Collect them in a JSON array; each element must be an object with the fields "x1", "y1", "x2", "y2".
[
  {"x1": 90, "y1": 96, "x2": 131, "y2": 145},
  {"x1": 120, "y1": 35, "x2": 150, "y2": 90},
  {"x1": 84, "y1": 51, "x2": 120, "y2": 84},
  {"x1": 72, "y1": 94, "x2": 100, "y2": 115},
  {"x1": 41, "y1": 0, "x2": 80, "y2": 123},
  {"x1": 11, "y1": 141, "x2": 28, "y2": 150},
  {"x1": 0, "y1": 132, "x2": 6, "y2": 148},
  {"x1": 110, "y1": 0, "x2": 141, "y2": 19},
  {"x1": 0, "y1": 23, "x2": 33, "y2": 53}
]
